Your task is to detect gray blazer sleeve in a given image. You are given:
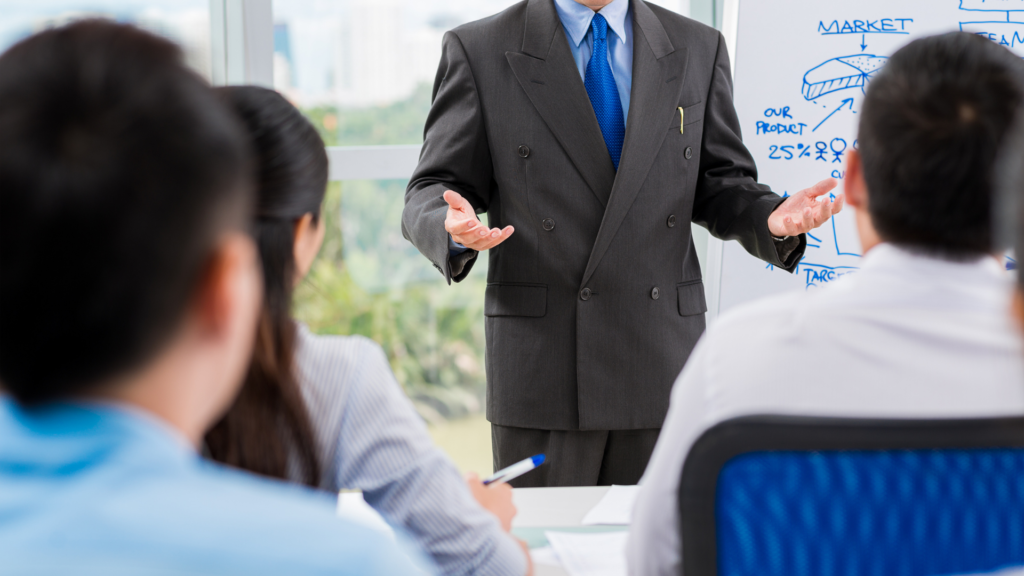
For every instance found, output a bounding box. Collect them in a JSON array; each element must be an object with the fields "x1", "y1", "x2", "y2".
[
  {"x1": 690, "y1": 33, "x2": 805, "y2": 272},
  {"x1": 403, "y1": 32, "x2": 494, "y2": 284}
]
